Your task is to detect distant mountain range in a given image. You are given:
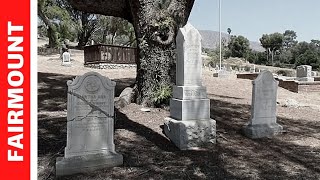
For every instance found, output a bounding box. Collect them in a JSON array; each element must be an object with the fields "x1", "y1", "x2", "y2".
[{"x1": 199, "y1": 30, "x2": 265, "y2": 52}]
